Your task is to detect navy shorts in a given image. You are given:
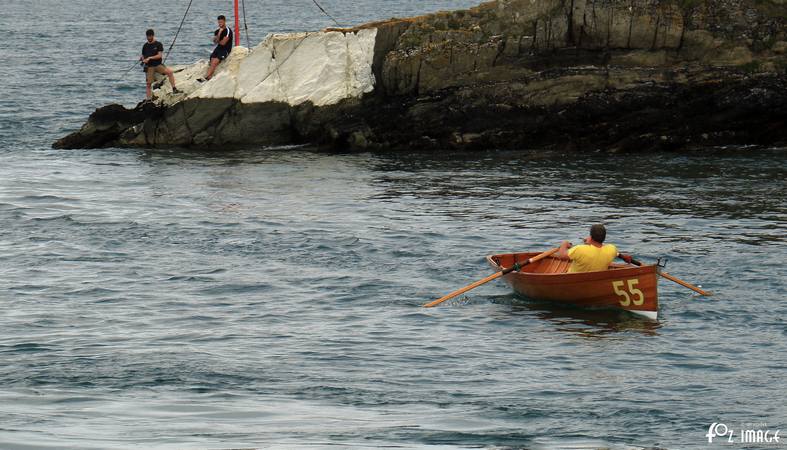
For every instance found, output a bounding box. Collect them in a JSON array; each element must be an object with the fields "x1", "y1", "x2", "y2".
[{"x1": 210, "y1": 47, "x2": 231, "y2": 61}]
